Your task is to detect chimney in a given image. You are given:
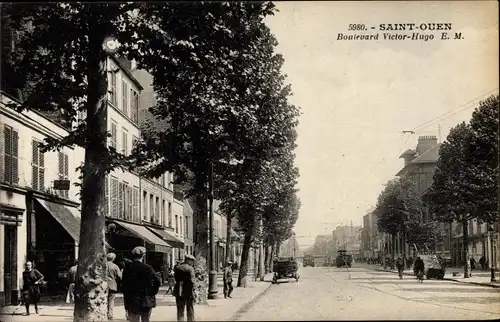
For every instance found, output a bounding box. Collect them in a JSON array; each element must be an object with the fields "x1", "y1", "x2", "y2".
[{"x1": 416, "y1": 135, "x2": 438, "y2": 155}]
